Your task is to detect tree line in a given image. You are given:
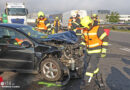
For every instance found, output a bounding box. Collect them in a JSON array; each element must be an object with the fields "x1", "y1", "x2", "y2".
[{"x1": 106, "y1": 12, "x2": 120, "y2": 23}]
